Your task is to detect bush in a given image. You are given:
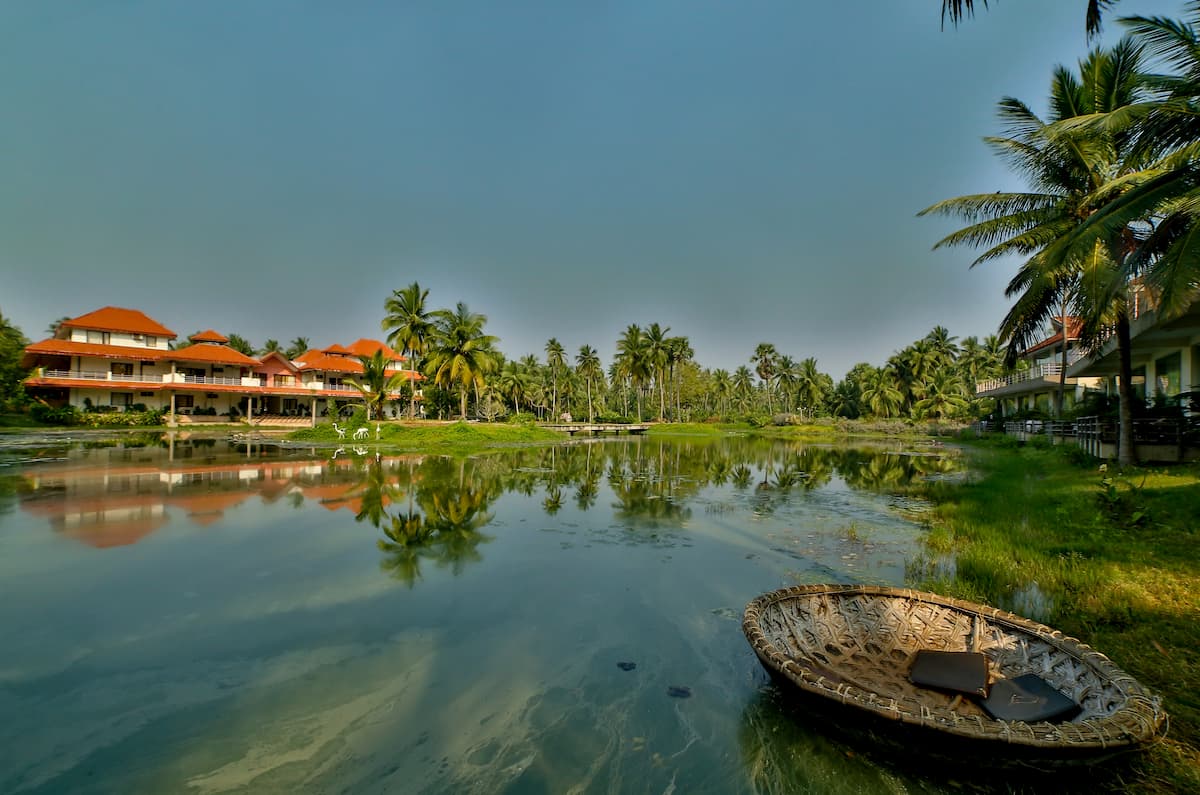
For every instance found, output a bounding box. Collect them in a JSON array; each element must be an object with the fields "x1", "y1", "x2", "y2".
[{"x1": 31, "y1": 403, "x2": 79, "y2": 425}]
